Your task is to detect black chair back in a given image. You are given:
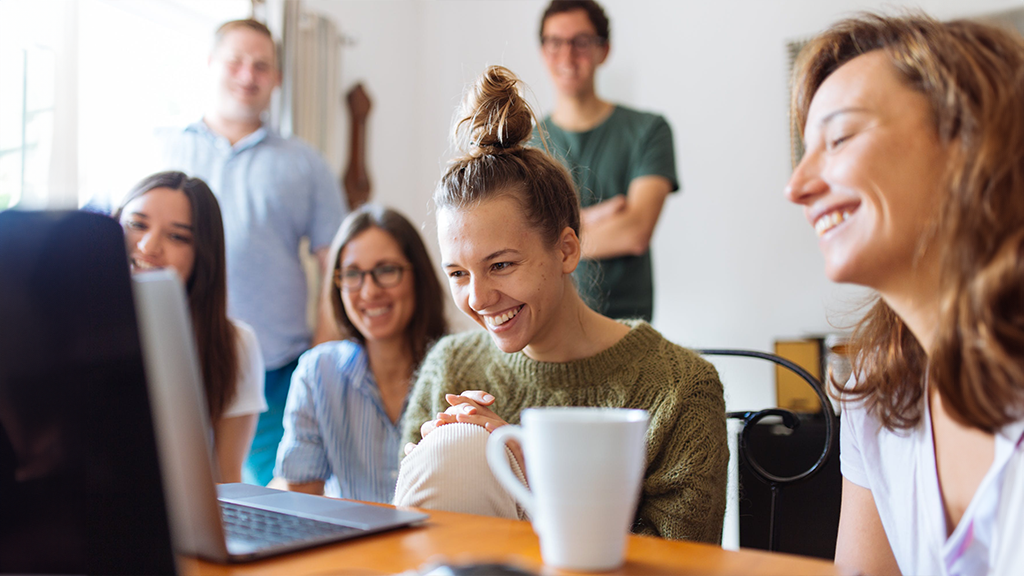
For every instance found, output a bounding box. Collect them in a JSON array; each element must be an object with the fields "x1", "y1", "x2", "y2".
[{"x1": 699, "y1": 349, "x2": 840, "y2": 557}]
